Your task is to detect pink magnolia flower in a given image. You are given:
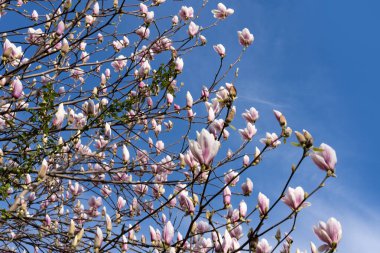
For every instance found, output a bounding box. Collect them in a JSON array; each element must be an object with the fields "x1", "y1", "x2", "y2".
[
  {"x1": 179, "y1": 6, "x2": 194, "y2": 21},
  {"x1": 223, "y1": 186, "x2": 231, "y2": 207},
  {"x1": 88, "y1": 196, "x2": 102, "y2": 208},
  {"x1": 211, "y1": 3, "x2": 234, "y2": 20},
  {"x1": 111, "y1": 55, "x2": 127, "y2": 72},
  {"x1": 105, "y1": 214, "x2": 112, "y2": 232},
  {"x1": 94, "y1": 227, "x2": 103, "y2": 249},
  {"x1": 38, "y1": 159, "x2": 48, "y2": 179},
  {"x1": 97, "y1": 33, "x2": 103, "y2": 43},
  {"x1": 69, "y1": 182, "x2": 85, "y2": 196},
  {"x1": 208, "y1": 107, "x2": 215, "y2": 122},
  {"x1": 213, "y1": 44, "x2": 226, "y2": 57},
  {"x1": 200, "y1": 35, "x2": 207, "y2": 45},
  {"x1": 239, "y1": 200, "x2": 247, "y2": 218},
  {"x1": 238, "y1": 28, "x2": 254, "y2": 47},
  {"x1": 85, "y1": 15, "x2": 95, "y2": 26},
  {"x1": 122, "y1": 145, "x2": 130, "y2": 163},
  {"x1": 186, "y1": 91, "x2": 193, "y2": 108},
  {"x1": 239, "y1": 122, "x2": 257, "y2": 141},
  {"x1": 136, "y1": 26, "x2": 150, "y2": 39},
  {"x1": 282, "y1": 186, "x2": 311, "y2": 211},
  {"x1": 101, "y1": 185, "x2": 112, "y2": 197},
  {"x1": 155, "y1": 140, "x2": 164, "y2": 154},
  {"x1": 197, "y1": 220, "x2": 209, "y2": 233},
  {"x1": 140, "y1": 3, "x2": 148, "y2": 14},
  {"x1": 31, "y1": 10, "x2": 38, "y2": 21},
  {"x1": 133, "y1": 183, "x2": 148, "y2": 196},
  {"x1": 310, "y1": 143, "x2": 337, "y2": 172},
  {"x1": 230, "y1": 225, "x2": 243, "y2": 239},
  {"x1": 313, "y1": 217, "x2": 342, "y2": 251},
  {"x1": 310, "y1": 242, "x2": 318, "y2": 253},
  {"x1": 11, "y1": 78, "x2": 23, "y2": 99},
  {"x1": 222, "y1": 230, "x2": 232, "y2": 253},
  {"x1": 273, "y1": 109, "x2": 287, "y2": 126},
  {"x1": 56, "y1": 21, "x2": 65, "y2": 36},
  {"x1": 104, "y1": 122, "x2": 111, "y2": 138},
  {"x1": 243, "y1": 155, "x2": 250, "y2": 167},
  {"x1": 145, "y1": 11, "x2": 154, "y2": 23},
  {"x1": 167, "y1": 93, "x2": 174, "y2": 105},
  {"x1": 242, "y1": 107, "x2": 259, "y2": 123},
  {"x1": 117, "y1": 196, "x2": 126, "y2": 210},
  {"x1": 189, "y1": 129, "x2": 220, "y2": 166},
  {"x1": 224, "y1": 169, "x2": 240, "y2": 186},
  {"x1": 172, "y1": 15, "x2": 179, "y2": 25},
  {"x1": 241, "y1": 177, "x2": 253, "y2": 196},
  {"x1": 256, "y1": 238, "x2": 272, "y2": 253},
  {"x1": 188, "y1": 21, "x2": 199, "y2": 37},
  {"x1": 122, "y1": 235, "x2": 128, "y2": 251},
  {"x1": 258, "y1": 192, "x2": 269, "y2": 216},
  {"x1": 163, "y1": 221, "x2": 174, "y2": 245},
  {"x1": 175, "y1": 57, "x2": 184, "y2": 73},
  {"x1": 260, "y1": 132, "x2": 281, "y2": 147},
  {"x1": 93, "y1": 1, "x2": 99, "y2": 15},
  {"x1": 26, "y1": 28, "x2": 44, "y2": 45},
  {"x1": 53, "y1": 103, "x2": 66, "y2": 127}
]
